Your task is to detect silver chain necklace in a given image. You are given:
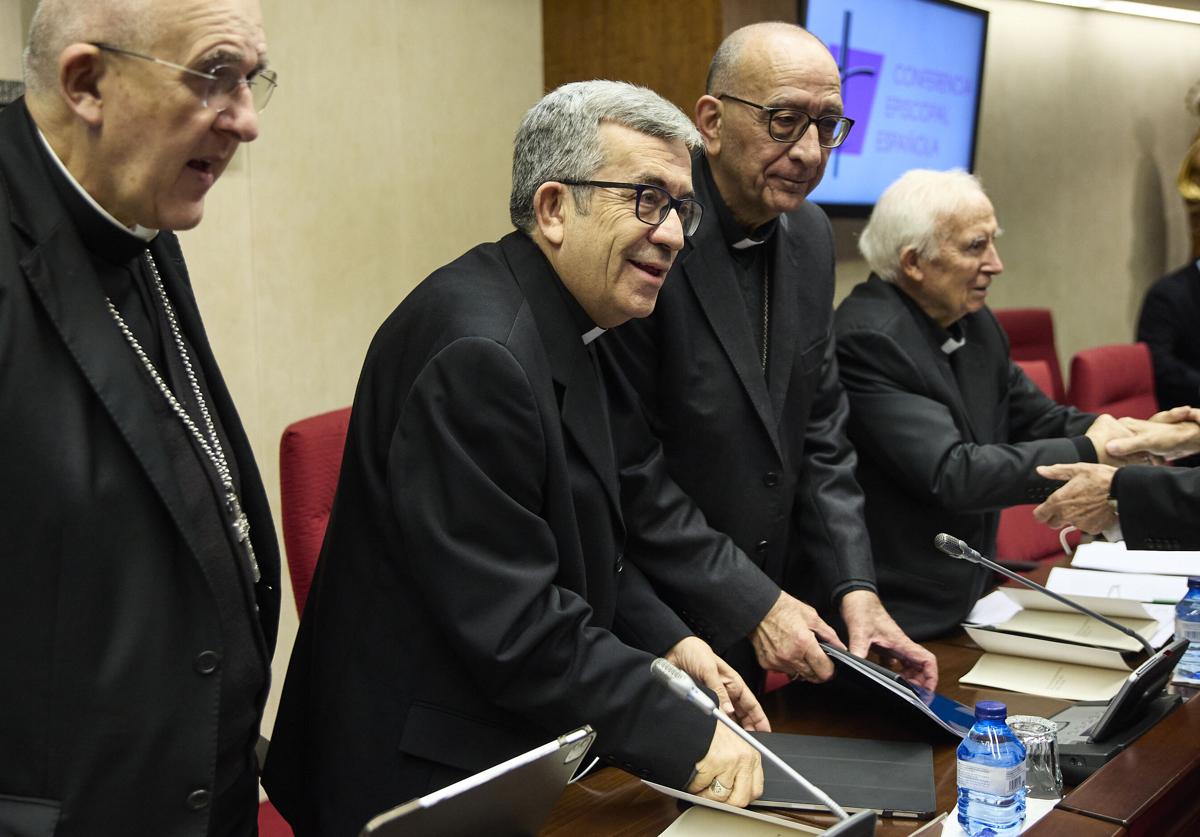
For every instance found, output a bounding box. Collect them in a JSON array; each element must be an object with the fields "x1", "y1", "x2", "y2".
[
  {"x1": 760, "y1": 261, "x2": 770, "y2": 370},
  {"x1": 105, "y1": 252, "x2": 260, "y2": 583}
]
